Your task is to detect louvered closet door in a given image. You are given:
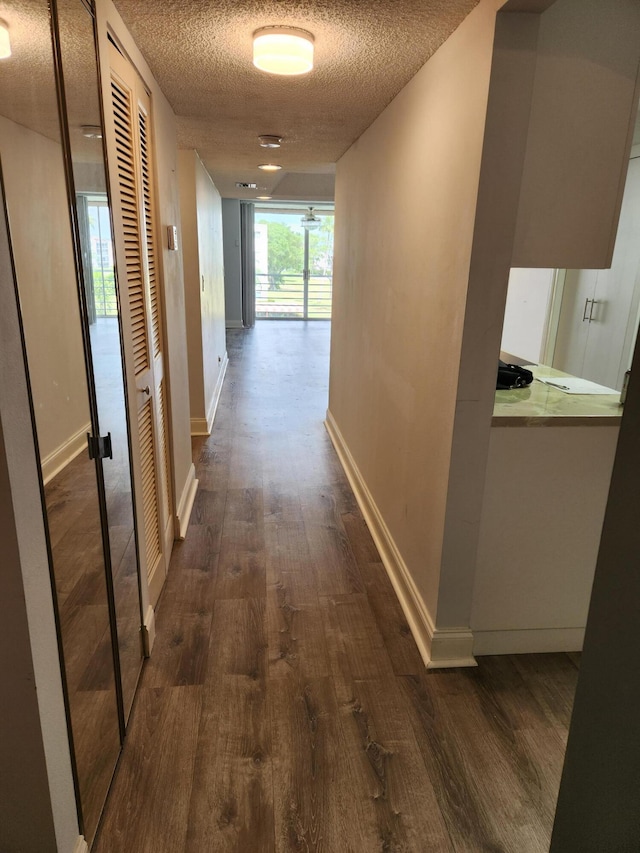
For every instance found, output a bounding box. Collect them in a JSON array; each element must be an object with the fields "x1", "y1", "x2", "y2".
[{"x1": 108, "y1": 43, "x2": 172, "y2": 606}]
